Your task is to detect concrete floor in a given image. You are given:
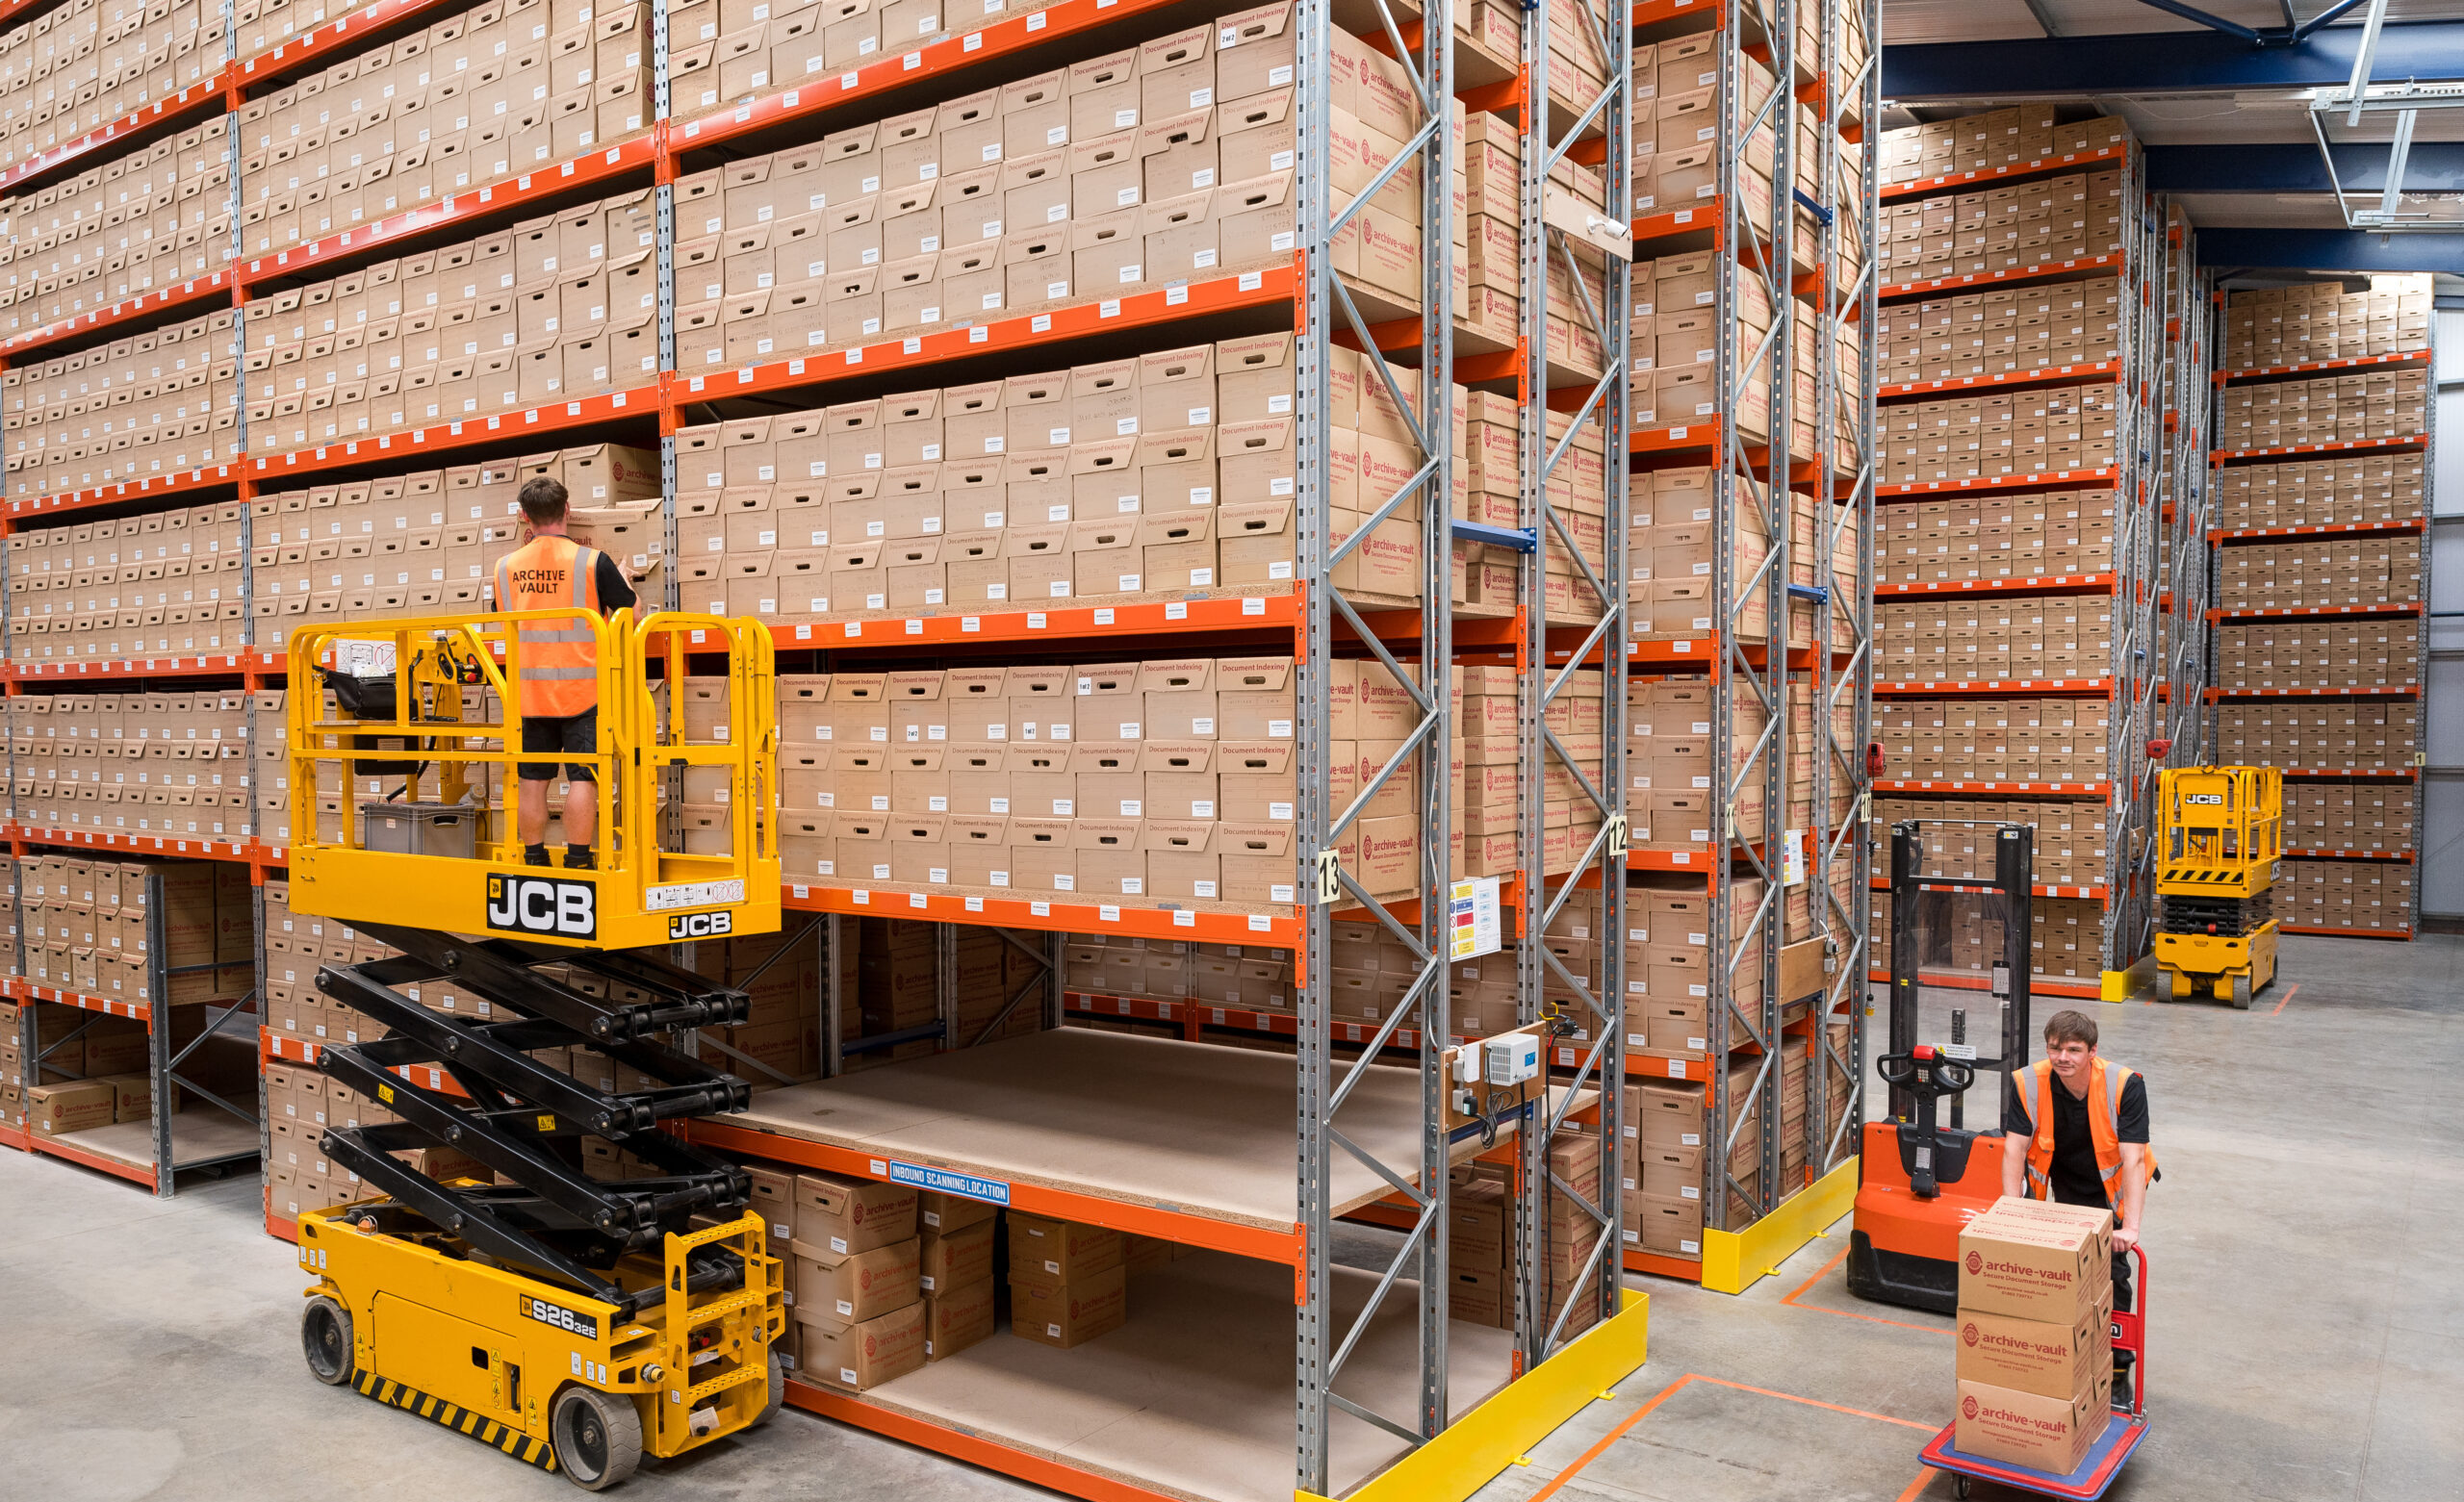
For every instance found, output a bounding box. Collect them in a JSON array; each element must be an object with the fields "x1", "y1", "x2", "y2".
[{"x1": 2, "y1": 931, "x2": 2457, "y2": 1501}]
